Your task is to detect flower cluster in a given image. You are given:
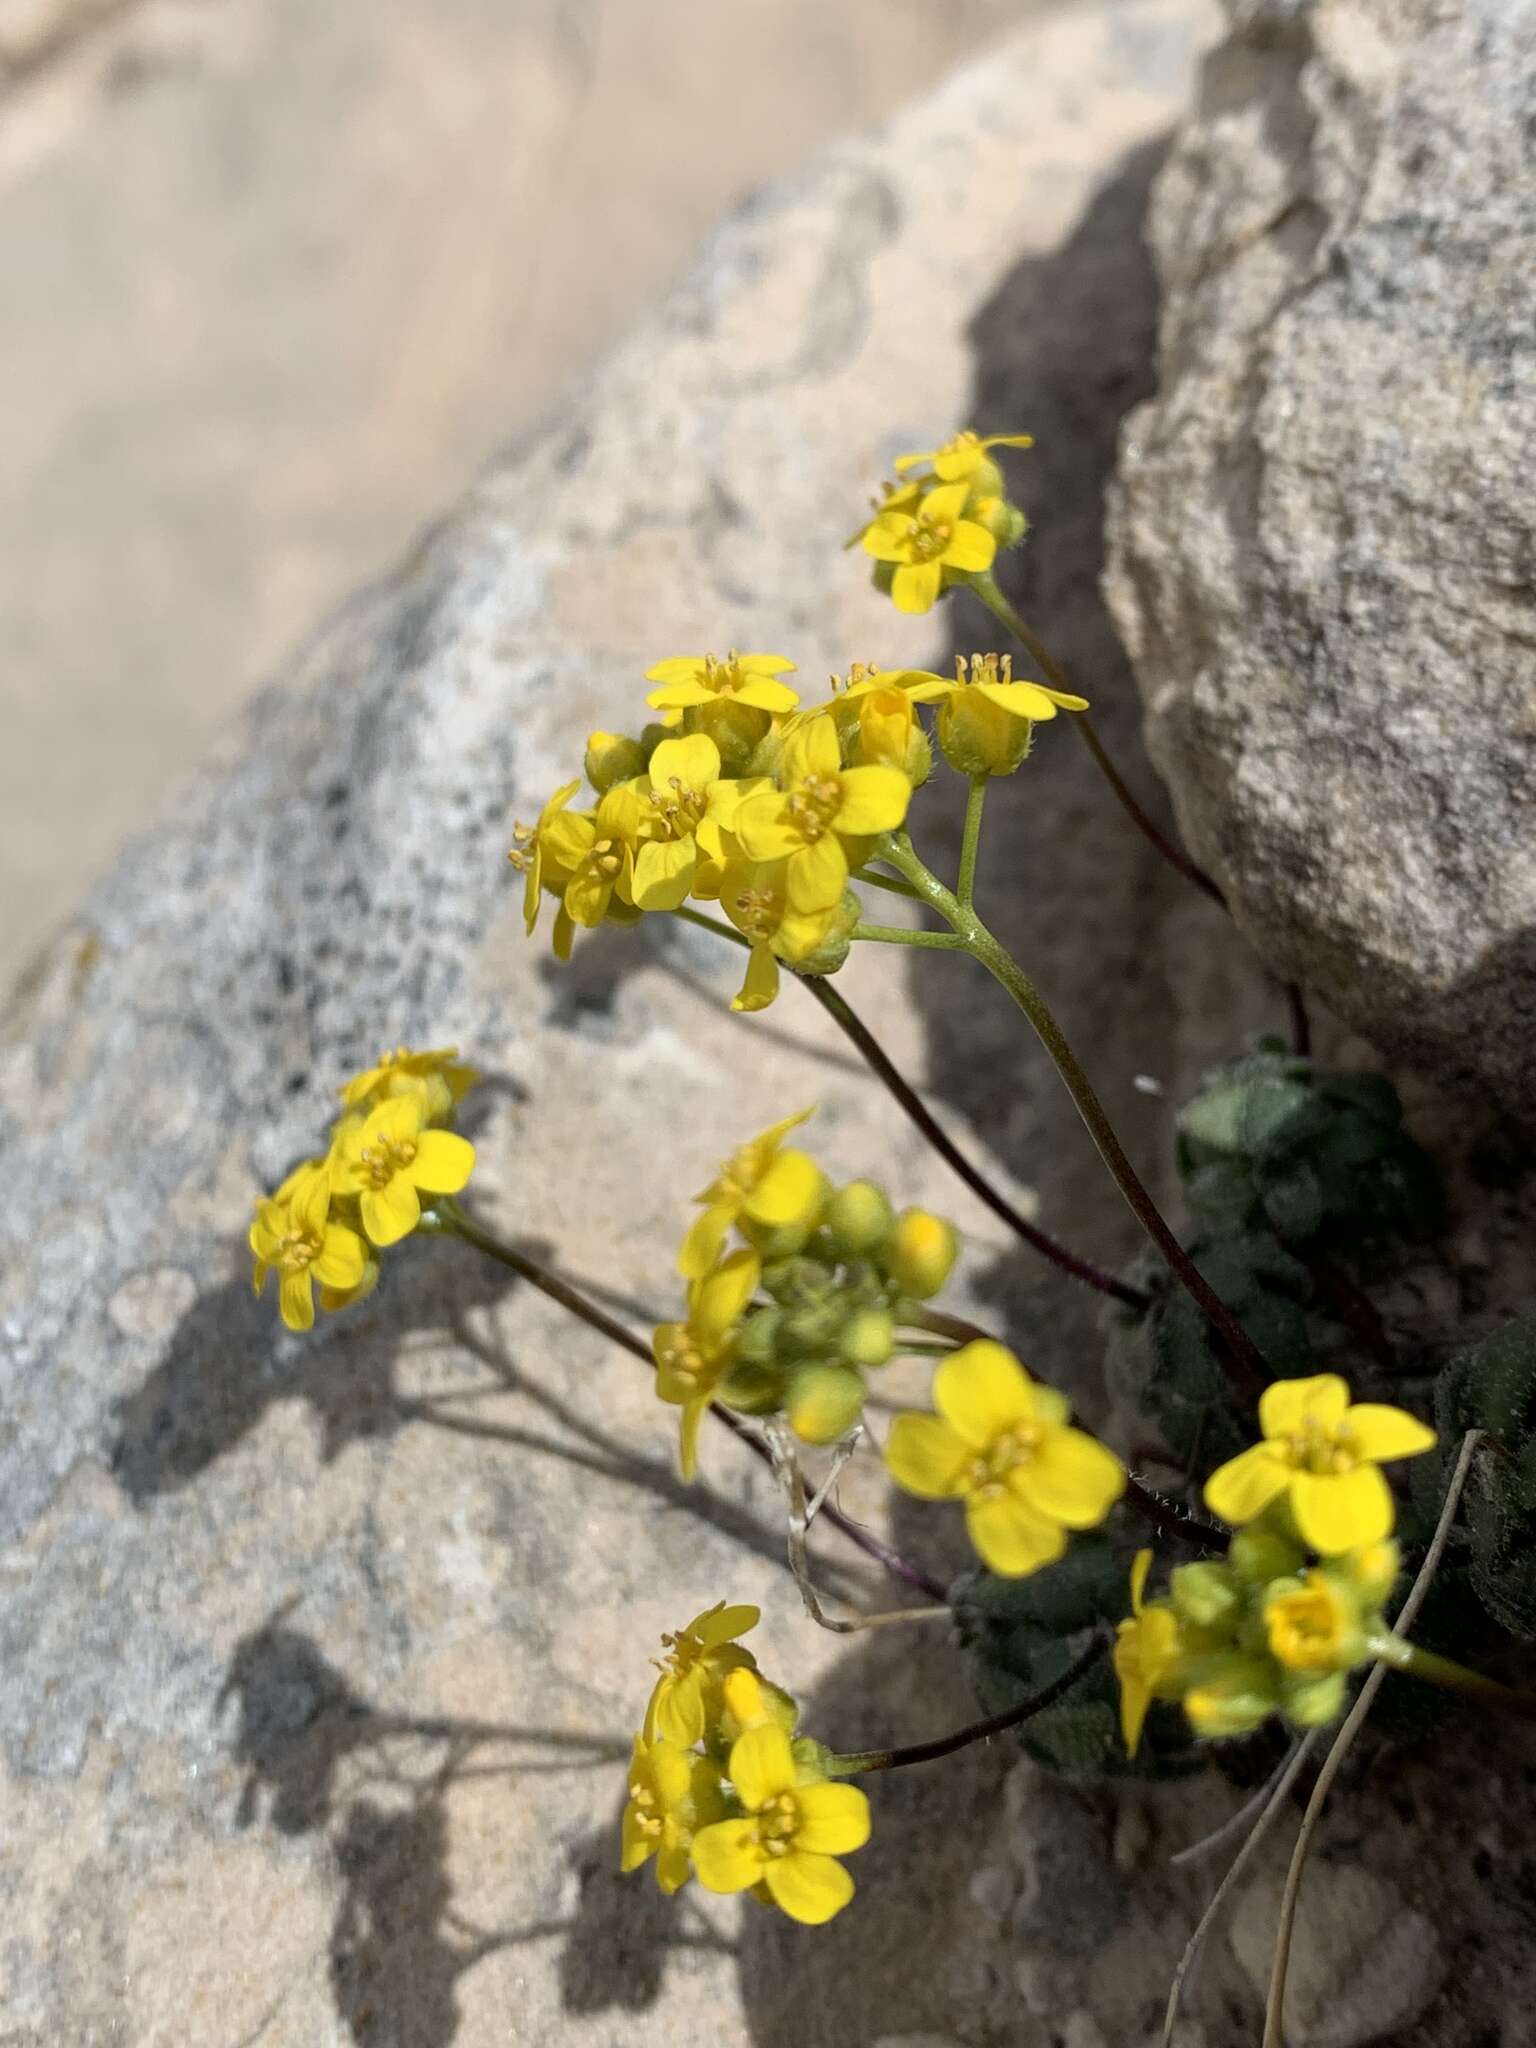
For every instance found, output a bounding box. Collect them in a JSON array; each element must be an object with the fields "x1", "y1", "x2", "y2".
[
  {"x1": 1115, "y1": 1375, "x2": 1436, "y2": 1750},
  {"x1": 884, "y1": 1339, "x2": 1126, "y2": 1577},
  {"x1": 654, "y1": 1111, "x2": 961, "y2": 1477},
  {"x1": 622, "y1": 1601, "x2": 870, "y2": 1924},
  {"x1": 852, "y1": 430, "x2": 1033, "y2": 614},
  {"x1": 249, "y1": 1046, "x2": 478, "y2": 1331}
]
